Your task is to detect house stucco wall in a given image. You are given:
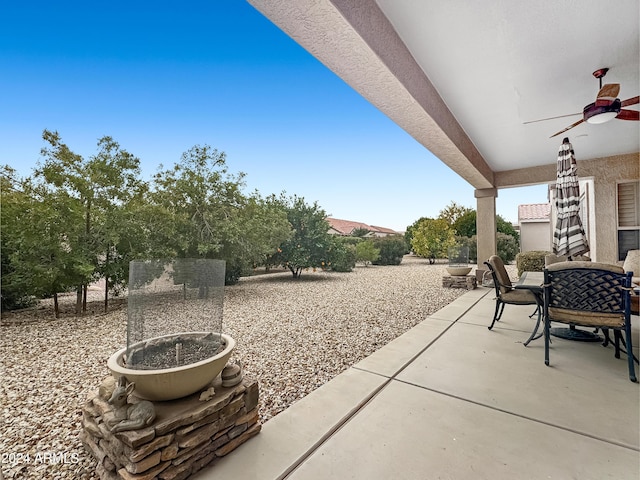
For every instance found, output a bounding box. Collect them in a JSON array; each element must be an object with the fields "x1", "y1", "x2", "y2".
[
  {"x1": 520, "y1": 221, "x2": 551, "y2": 252},
  {"x1": 587, "y1": 154, "x2": 639, "y2": 263},
  {"x1": 475, "y1": 188, "x2": 497, "y2": 265}
]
